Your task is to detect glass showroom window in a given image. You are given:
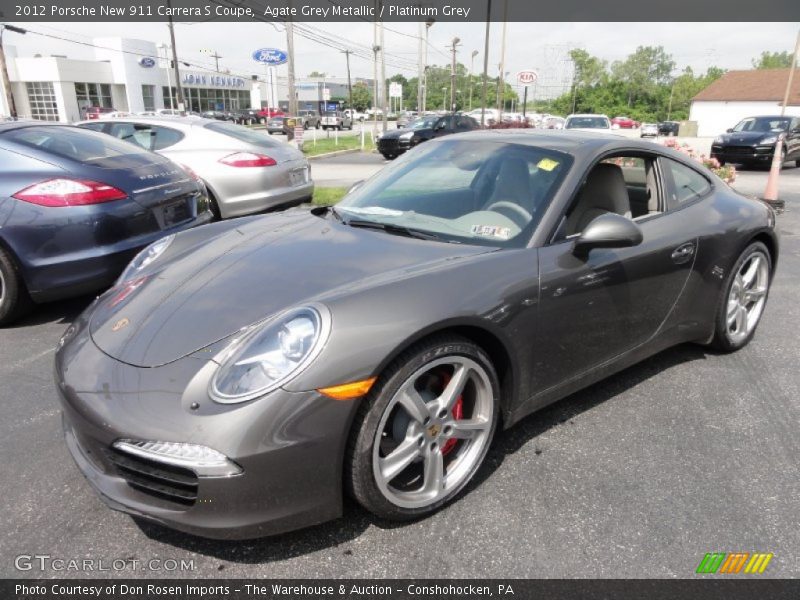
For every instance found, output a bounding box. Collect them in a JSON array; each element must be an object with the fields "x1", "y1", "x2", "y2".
[
  {"x1": 26, "y1": 82, "x2": 59, "y2": 121},
  {"x1": 162, "y1": 86, "x2": 177, "y2": 109},
  {"x1": 142, "y1": 85, "x2": 155, "y2": 111},
  {"x1": 75, "y1": 82, "x2": 113, "y2": 108}
]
